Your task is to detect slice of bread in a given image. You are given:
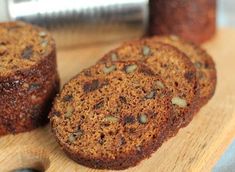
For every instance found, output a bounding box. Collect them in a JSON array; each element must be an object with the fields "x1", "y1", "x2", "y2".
[
  {"x1": 0, "y1": 21, "x2": 60, "y2": 135},
  {"x1": 99, "y1": 40, "x2": 199, "y2": 135},
  {"x1": 50, "y1": 61, "x2": 173, "y2": 170},
  {"x1": 150, "y1": 35, "x2": 217, "y2": 108}
]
